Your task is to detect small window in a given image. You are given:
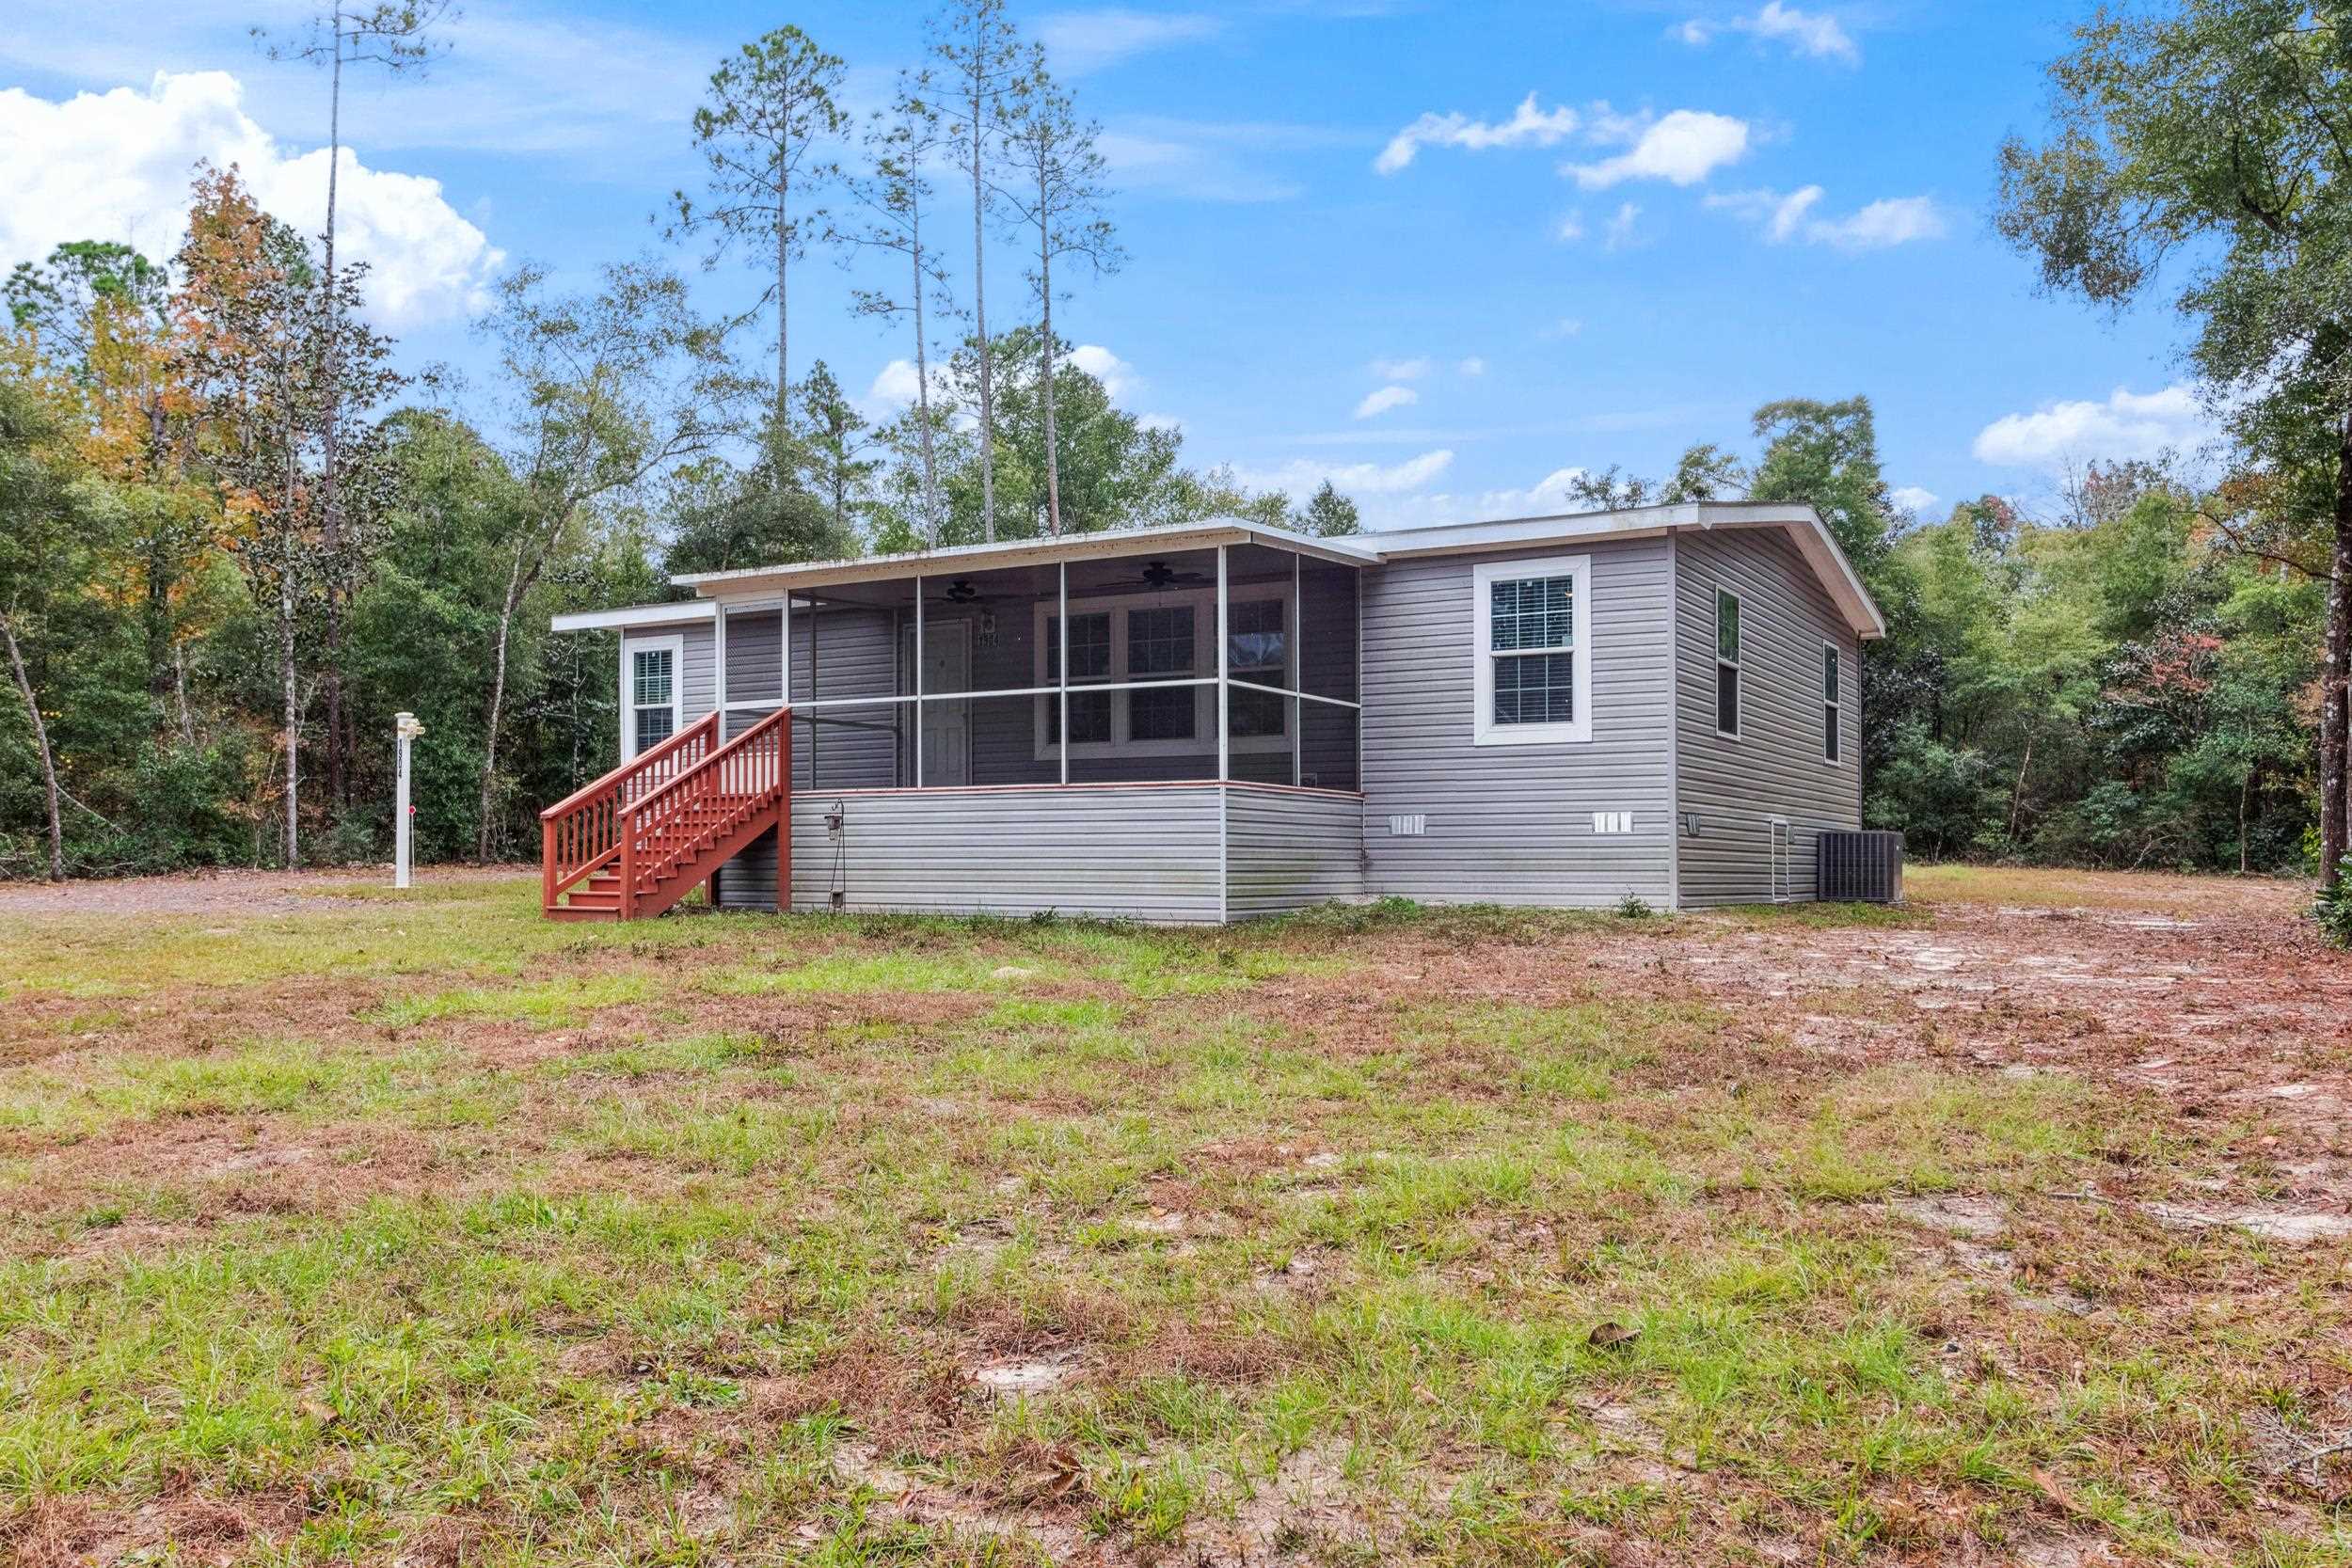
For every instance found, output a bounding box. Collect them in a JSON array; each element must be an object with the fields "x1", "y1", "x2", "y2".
[
  {"x1": 1228, "y1": 596, "x2": 1288, "y2": 738},
  {"x1": 630, "y1": 644, "x2": 676, "y2": 754},
  {"x1": 1472, "y1": 556, "x2": 1591, "y2": 746},
  {"x1": 1715, "y1": 590, "x2": 1741, "y2": 738},
  {"x1": 1822, "y1": 643, "x2": 1842, "y2": 764},
  {"x1": 1124, "y1": 604, "x2": 1197, "y2": 741},
  {"x1": 1127, "y1": 605, "x2": 1195, "y2": 677},
  {"x1": 1045, "y1": 612, "x2": 1112, "y2": 744}
]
